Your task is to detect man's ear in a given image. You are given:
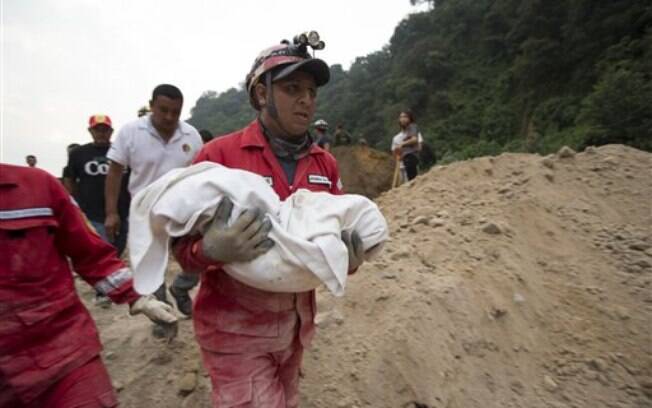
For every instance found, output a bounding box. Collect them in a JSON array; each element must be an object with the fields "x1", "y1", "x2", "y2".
[{"x1": 254, "y1": 83, "x2": 267, "y2": 108}]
